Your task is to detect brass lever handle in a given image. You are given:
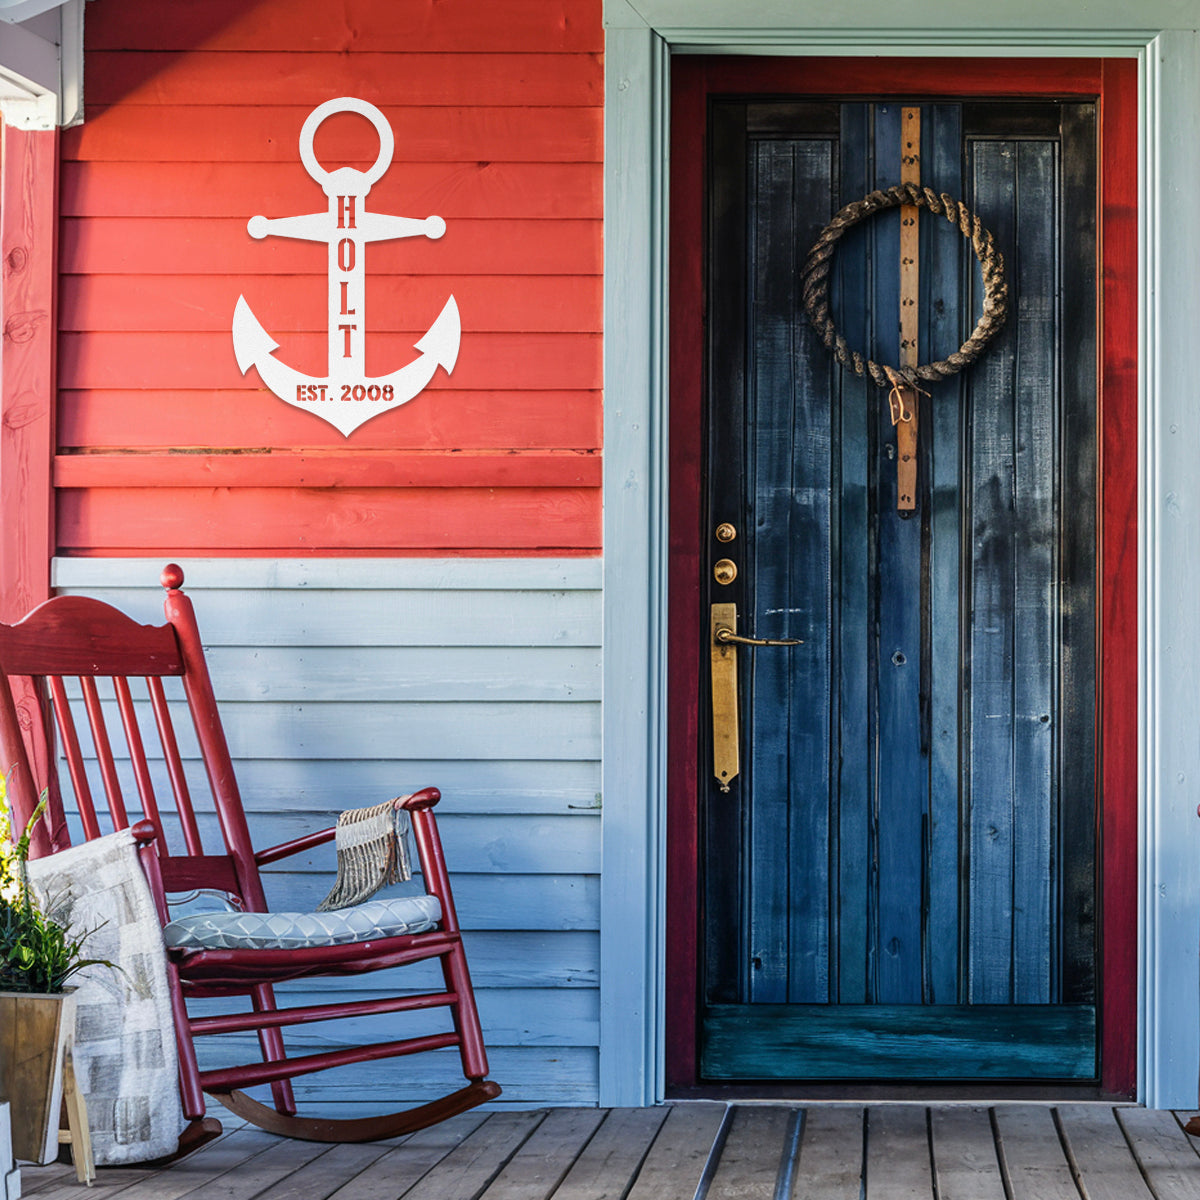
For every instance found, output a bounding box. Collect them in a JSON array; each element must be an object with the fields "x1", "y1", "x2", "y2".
[
  {"x1": 713, "y1": 625, "x2": 802, "y2": 648},
  {"x1": 710, "y1": 603, "x2": 804, "y2": 795}
]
